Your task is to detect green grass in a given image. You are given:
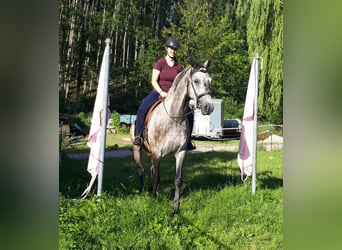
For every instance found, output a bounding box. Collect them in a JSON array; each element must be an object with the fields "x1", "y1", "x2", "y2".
[{"x1": 59, "y1": 148, "x2": 283, "y2": 249}]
